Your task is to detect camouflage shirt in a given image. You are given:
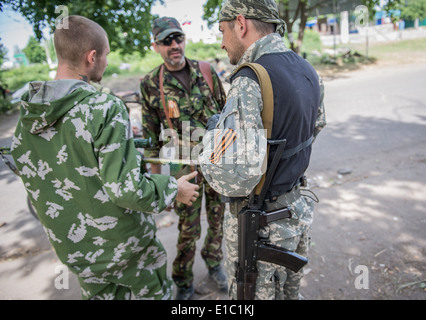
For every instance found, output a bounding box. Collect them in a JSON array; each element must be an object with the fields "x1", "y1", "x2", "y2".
[
  {"x1": 140, "y1": 58, "x2": 226, "y2": 159},
  {"x1": 199, "y1": 33, "x2": 326, "y2": 197}
]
